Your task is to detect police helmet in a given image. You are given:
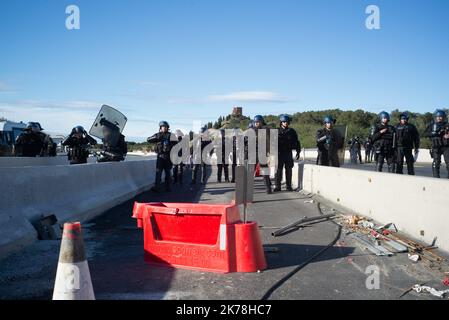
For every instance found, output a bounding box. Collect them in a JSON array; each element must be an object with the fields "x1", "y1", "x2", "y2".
[
  {"x1": 279, "y1": 114, "x2": 291, "y2": 123},
  {"x1": 253, "y1": 115, "x2": 265, "y2": 123},
  {"x1": 434, "y1": 109, "x2": 446, "y2": 118},
  {"x1": 159, "y1": 121, "x2": 170, "y2": 128},
  {"x1": 323, "y1": 116, "x2": 334, "y2": 124},
  {"x1": 378, "y1": 111, "x2": 390, "y2": 121},
  {"x1": 72, "y1": 125, "x2": 85, "y2": 135},
  {"x1": 399, "y1": 112, "x2": 410, "y2": 121}
]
